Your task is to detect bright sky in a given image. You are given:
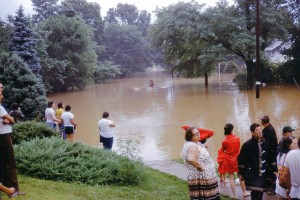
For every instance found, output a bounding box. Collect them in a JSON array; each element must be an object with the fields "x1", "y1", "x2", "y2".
[{"x1": 0, "y1": 0, "x2": 233, "y2": 21}]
